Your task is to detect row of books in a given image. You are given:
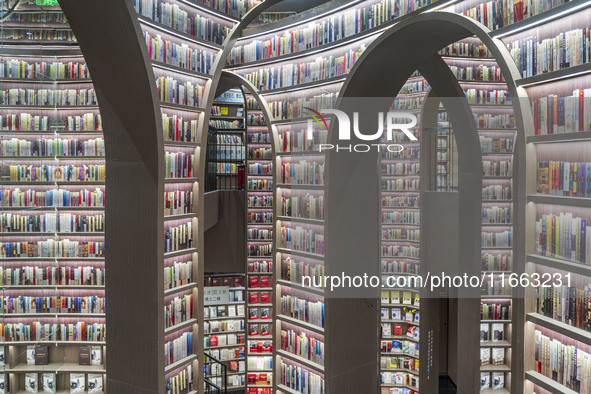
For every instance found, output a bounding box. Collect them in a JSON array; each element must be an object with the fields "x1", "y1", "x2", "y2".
[
  {"x1": 449, "y1": 64, "x2": 504, "y2": 82},
  {"x1": 482, "y1": 184, "x2": 512, "y2": 200},
  {"x1": 248, "y1": 260, "x2": 273, "y2": 273},
  {"x1": 381, "y1": 290, "x2": 420, "y2": 306},
  {"x1": 482, "y1": 252, "x2": 512, "y2": 271},
  {"x1": 241, "y1": 45, "x2": 366, "y2": 91},
  {"x1": 268, "y1": 93, "x2": 338, "y2": 121},
  {"x1": 165, "y1": 364, "x2": 193, "y2": 394},
  {"x1": 281, "y1": 161, "x2": 324, "y2": 185},
  {"x1": 249, "y1": 309, "x2": 272, "y2": 323},
  {"x1": 210, "y1": 162, "x2": 239, "y2": 174},
  {"x1": 205, "y1": 333, "x2": 245, "y2": 348},
  {"x1": 204, "y1": 319, "x2": 245, "y2": 334},
  {"x1": 165, "y1": 330, "x2": 192, "y2": 366},
  {"x1": 280, "y1": 295, "x2": 324, "y2": 328},
  {"x1": 247, "y1": 113, "x2": 265, "y2": 126},
  {"x1": 248, "y1": 244, "x2": 272, "y2": 257},
  {"x1": 280, "y1": 226, "x2": 325, "y2": 255},
  {"x1": 248, "y1": 147, "x2": 272, "y2": 159},
  {"x1": 474, "y1": 113, "x2": 515, "y2": 129},
  {"x1": 480, "y1": 371, "x2": 505, "y2": 390},
  {"x1": 1, "y1": 295, "x2": 105, "y2": 314},
  {"x1": 482, "y1": 206, "x2": 512, "y2": 224},
  {"x1": 164, "y1": 151, "x2": 194, "y2": 179},
  {"x1": 534, "y1": 212, "x2": 591, "y2": 264},
  {"x1": 483, "y1": 159, "x2": 512, "y2": 177},
  {"x1": 164, "y1": 190, "x2": 193, "y2": 216},
  {"x1": 12, "y1": 372, "x2": 103, "y2": 393},
  {"x1": 507, "y1": 27, "x2": 591, "y2": 78},
  {"x1": 465, "y1": 89, "x2": 510, "y2": 105},
  {"x1": 380, "y1": 355, "x2": 418, "y2": 372},
  {"x1": 392, "y1": 96, "x2": 423, "y2": 111},
  {"x1": 211, "y1": 145, "x2": 245, "y2": 160},
  {"x1": 249, "y1": 291, "x2": 271, "y2": 305},
  {"x1": 0, "y1": 59, "x2": 89, "y2": 80},
  {"x1": 215, "y1": 133, "x2": 243, "y2": 144},
  {"x1": 381, "y1": 196, "x2": 419, "y2": 208},
  {"x1": 401, "y1": 79, "x2": 428, "y2": 94},
  {"x1": 481, "y1": 301, "x2": 511, "y2": 320},
  {"x1": 0, "y1": 213, "x2": 104, "y2": 233},
  {"x1": 144, "y1": 30, "x2": 215, "y2": 75},
  {"x1": 155, "y1": 76, "x2": 205, "y2": 108},
  {"x1": 281, "y1": 194, "x2": 325, "y2": 220},
  {"x1": 0, "y1": 239, "x2": 105, "y2": 258},
  {"x1": 6, "y1": 9, "x2": 68, "y2": 23},
  {"x1": 380, "y1": 371, "x2": 418, "y2": 388},
  {"x1": 280, "y1": 329, "x2": 324, "y2": 365},
  {"x1": 534, "y1": 329, "x2": 591, "y2": 392},
  {"x1": 0, "y1": 88, "x2": 97, "y2": 107},
  {"x1": 280, "y1": 359, "x2": 324, "y2": 394},
  {"x1": 482, "y1": 230, "x2": 512, "y2": 247},
  {"x1": 480, "y1": 347, "x2": 506, "y2": 366},
  {"x1": 200, "y1": 0, "x2": 257, "y2": 18},
  {"x1": 382, "y1": 163, "x2": 420, "y2": 176},
  {"x1": 0, "y1": 321, "x2": 106, "y2": 342},
  {"x1": 380, "y1": 339, "x2": 419, "y2": 356},
  {"x1": 1, "y1": 265, "x2": 105, "y2": 286},
  {"x1": 164, "y1": 222, "x2": 193, "y2": 253},
  {"x1": 382, "y1": 179, "x2": 420, "y2": 192},
  {"x1": 382, "y1": 228, "x2": 420, "y2": 242},
  {"x1": 480, "y1": 136, "x2": 514, "y2": 153},
  {"x1": 278, "y1": 129, "x2": 328, "y2": 153},
  {"x1": 381, "y1": 260, "x2": 420, "y2": 274},
  {"x1": 136, "y1": 0, "x2": 231, "y2": 44},
  {"x1": 531, "y1": 91, "x2": 591, "y2": 135},
  {"x1": 204, "y1": 304, "x2": 245, "y2": 319},
  {"x1": 228, "y1": 0, "x2": 438, "y2": 64},
  {"x1": 248, "y1": 212, "x2": 273, "y2": 223},
  {"x1": 210, "y1": 119, "x2": 242, "y2": 129},
  {"x1": 7, "y1": 164, "x2": 106, "y2": 182},
  {"x1": 0, "y1": 137, "x2": 105, "y2": 157},
  {"x1": 248, "y1": 339, "x2": 272, "y2": 354},
  {"x1": 248, "y1": 132, "x2": 271, "y2": 144},
  {"x1": 536, "y1": 284, "x2": 591, "y2": 331},
  {"x1": 248, "y1": 179, "x2": 272, "y2": 191},
  {"x1": 482, "y1": 277, "x2": 512, "y2": 295},
  {"x1": 480, "y1": 322, "x2": 505, "y2": 342},
  {"x1": 381, "y1": 211, "x2": 420, "y2": 225},
  {"x1": 381, "y1": 323, "x2": 419, "y2": 341},
  {"x1": 164, "y1": 260, "x2": 192, "y2": 290},
  {"x1": 0, "y1": 30, "x2": 76, "y2": 42},
  {"x1": 381, "y1": 147, "x2": 420, "y2": 159},
  {"x1": 164, "y1": 294, "x2": 193, "y2": 328},
  {"x1": 248, "y1": 228, "x2": 272, "y2": 240},
  {"x1": 439, "y1": 42, "x2": 492, "y2": 58},
  {"x1": 537, "y1": 161, "x2": 591, "y2": 196},
  {"x1": 462, "y1": 0, "x2": 561, "y2": 31},
  {"x1": 162, "y1": 113, "x2": 198, "y2": 143},
  {"x1": 382, "y1": 245, "x2": 420, "y2": 259},
  {"x1": 248, "y1": 195, "x2": 273, "y2": 208},
  {"x1": 382, "y1": 307, "x2": 420, "y2": 323},
  {"x1": 281, "y1": 256, "x2": 324, "y2": 288},
  {"x1": 248, "y1": 162, "x2": 272, "y2": 175}
]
